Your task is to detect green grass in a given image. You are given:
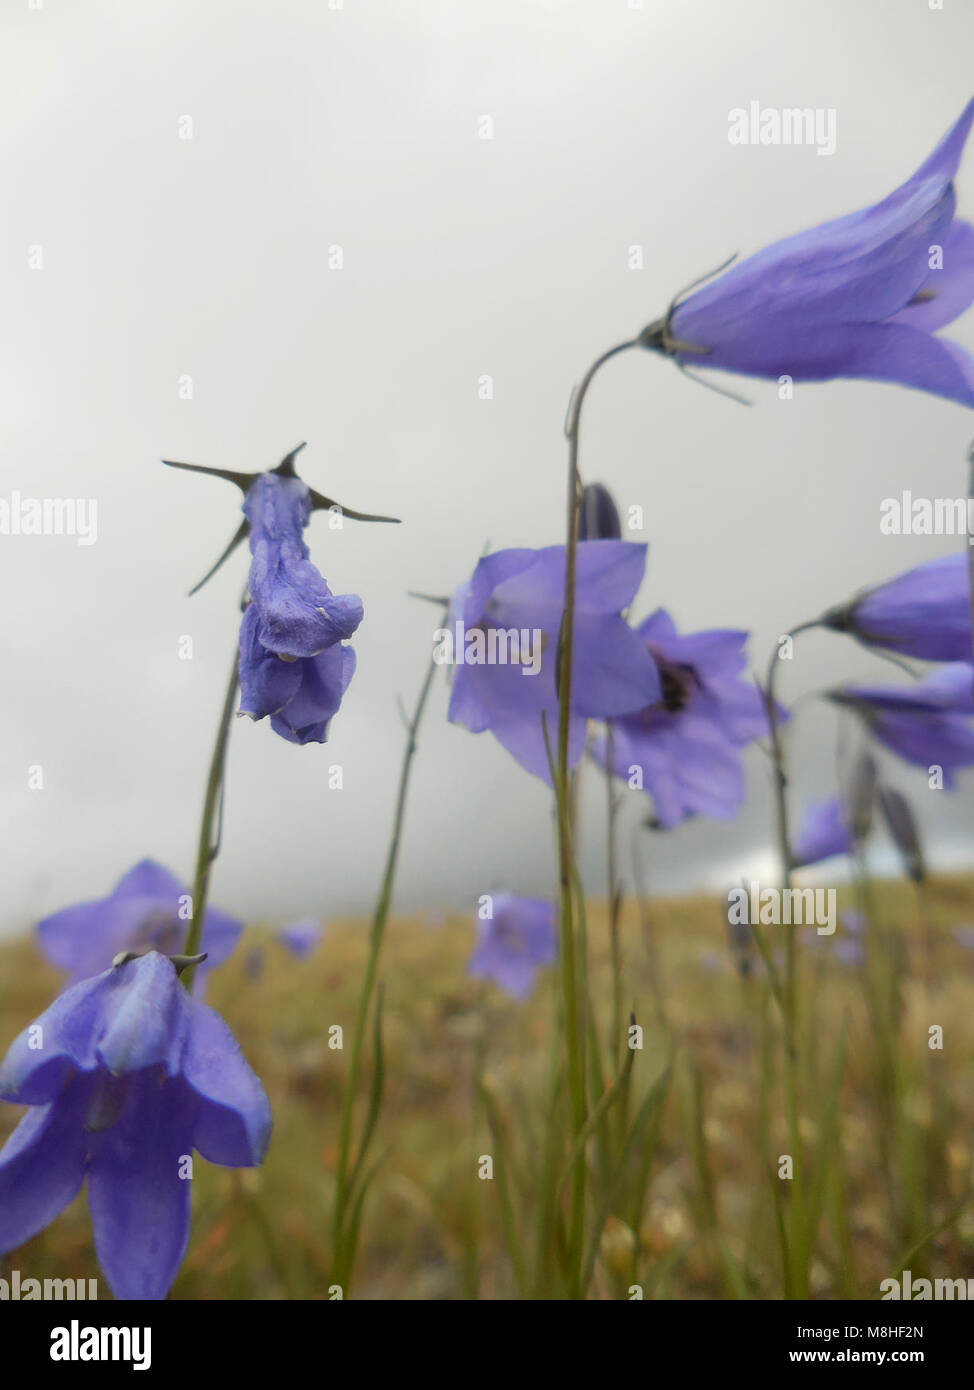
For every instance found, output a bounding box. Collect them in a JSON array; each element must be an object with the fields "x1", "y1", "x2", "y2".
[{"x1": 2, "y1": 876, "x2": 973, "y2": 1299}]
